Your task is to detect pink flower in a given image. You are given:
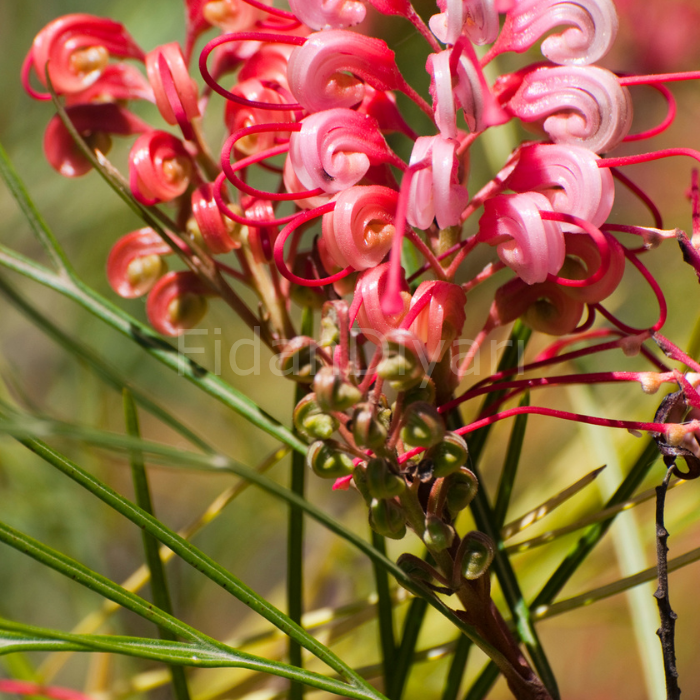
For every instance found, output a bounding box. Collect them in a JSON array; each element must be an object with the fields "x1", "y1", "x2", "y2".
[
  {"x1": 107, "y1": 228, "x2": 171, "y2": 298},
  {"x1": 355, "y1": 263, "x2": 410, "y2": 345},
  {"x1": 429, "y1": 0, "x2": 500, "y2": 46},
  {"x1": 147, "y1": 271, "x2": 211, "y2": 336},
  {"x1": 192, "y1": 183, "x2": 241, "y2": 254},
  {"x1": 64, "y1": 64, "x2": 154, "y2": 105},
  {"x1": 288, "y1": 0, "x2": 366, "y2": 29}
]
